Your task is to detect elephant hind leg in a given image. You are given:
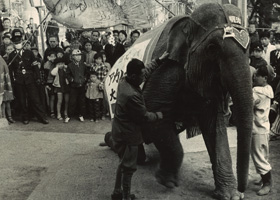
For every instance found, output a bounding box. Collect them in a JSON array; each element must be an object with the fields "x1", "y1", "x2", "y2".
[{"x1": 153, "y1": 123, "x2": 184, "y2": 188}]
